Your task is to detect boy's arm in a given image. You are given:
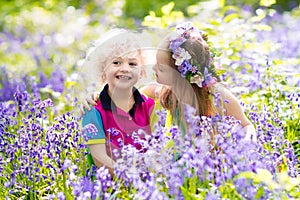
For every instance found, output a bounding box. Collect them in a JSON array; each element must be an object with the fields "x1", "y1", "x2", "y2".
[
  {"x1": 82, "y1": 107, "x2": 116, "y2": 172},
  {"x1": 88, "y1": 144, "x2": 114, "y2": 174}
]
